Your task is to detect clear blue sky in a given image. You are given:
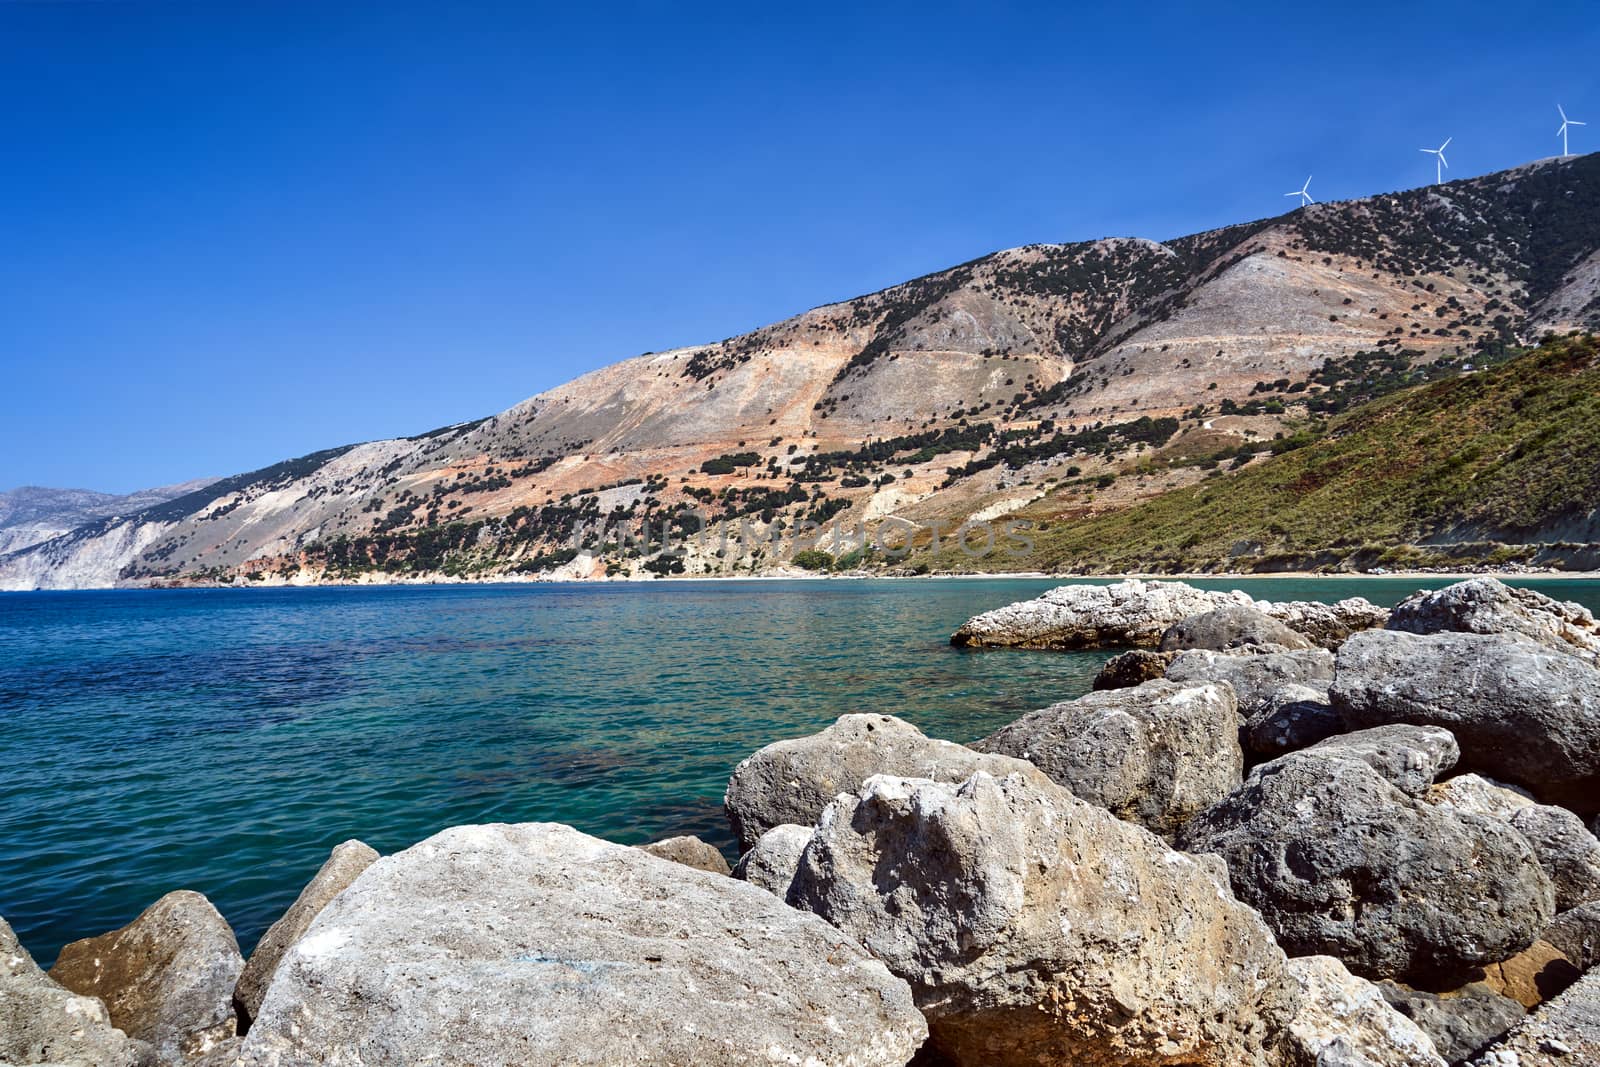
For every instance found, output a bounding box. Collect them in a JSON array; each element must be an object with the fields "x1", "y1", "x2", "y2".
[{"x1": 4, "y1": 1, "x2": 1596, "y2": 493}]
